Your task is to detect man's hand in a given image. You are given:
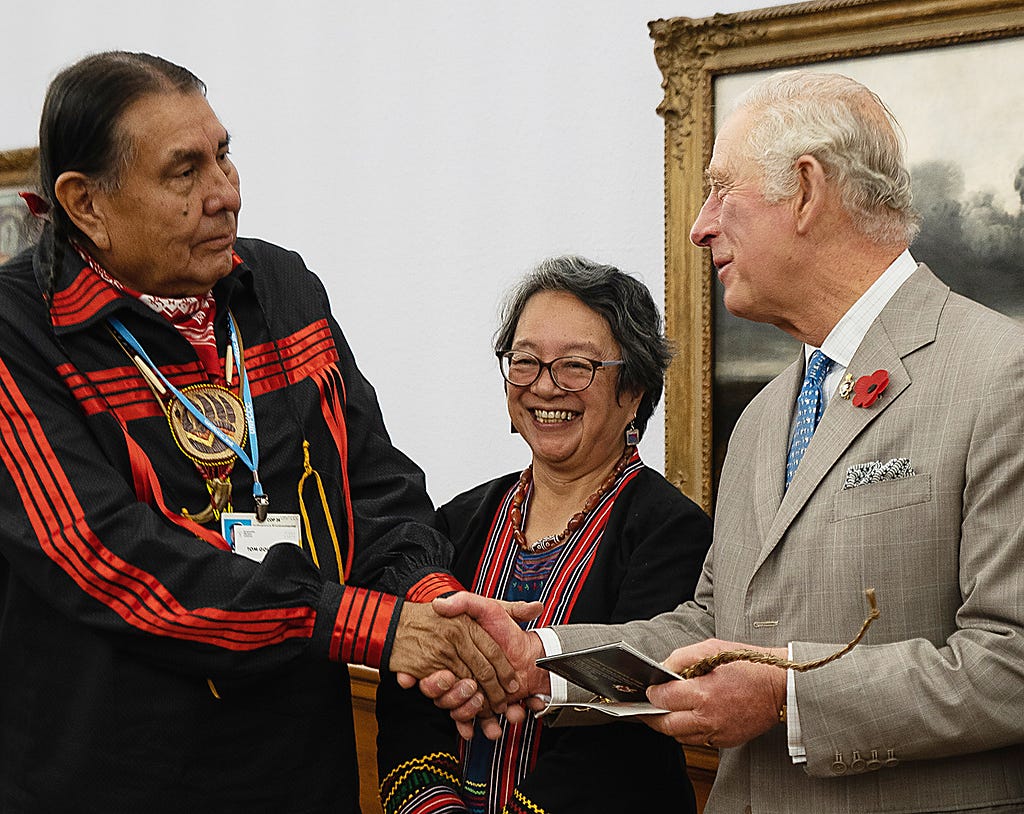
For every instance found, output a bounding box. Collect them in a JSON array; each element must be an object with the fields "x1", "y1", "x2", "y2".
[
  {"x1": 642, "y1": 638, "x2": 787, "y2": 749},
  {"x1": 431, "y1": 592, "x2": 549, "y2": 698},
  {"x1": 396, "y1": 592, "x2": 548, "y2": 739},
  {"x1": 389, "y1": 599, "x2": 525, "y2": 712}
]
